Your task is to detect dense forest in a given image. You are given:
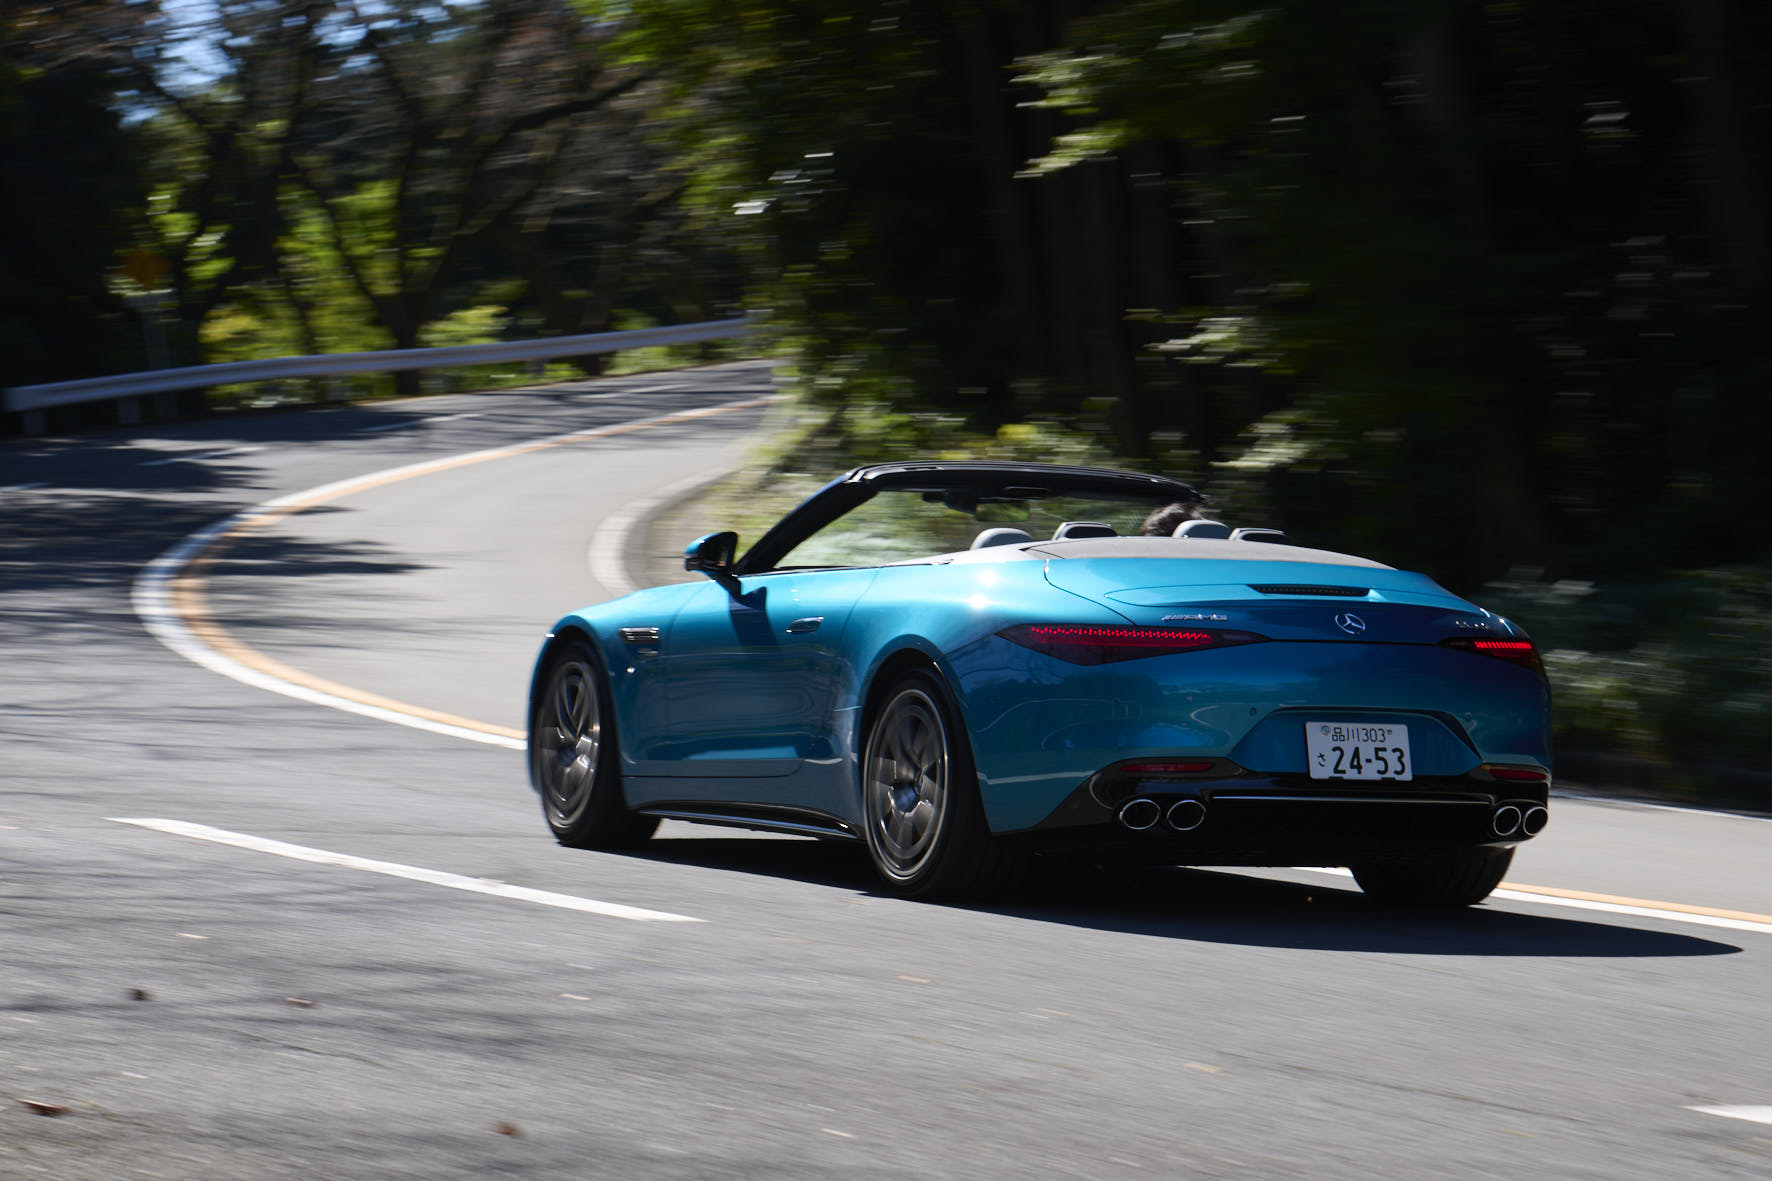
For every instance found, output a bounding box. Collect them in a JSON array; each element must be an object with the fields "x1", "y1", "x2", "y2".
[{"x1": 3, "y1": 0, "x2": 1768, "y2": 789}]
